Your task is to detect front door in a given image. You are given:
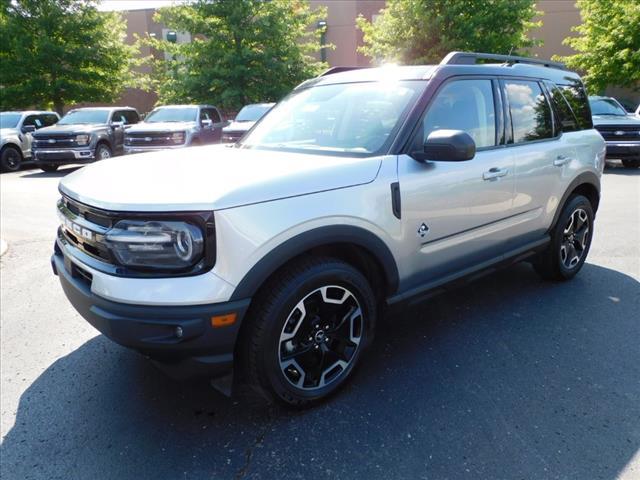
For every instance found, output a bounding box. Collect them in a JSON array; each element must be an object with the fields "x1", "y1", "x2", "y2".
[{"x1": 398, "y1": 78, "x2": 516, "y2": 290}]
